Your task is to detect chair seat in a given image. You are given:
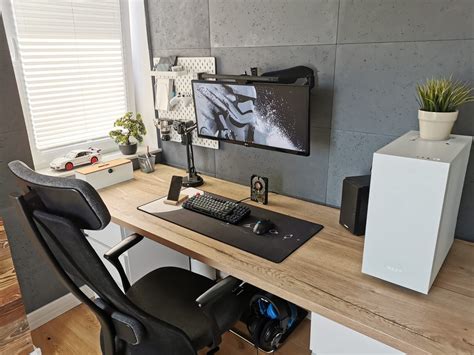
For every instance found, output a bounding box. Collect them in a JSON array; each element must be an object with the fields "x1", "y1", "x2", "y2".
[{"x1": 126, "y1": 267, "x2": 245, "y2": 350}]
